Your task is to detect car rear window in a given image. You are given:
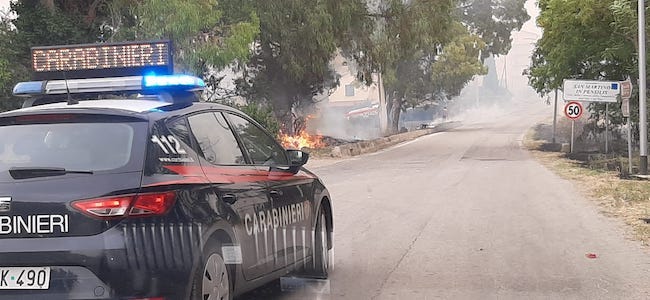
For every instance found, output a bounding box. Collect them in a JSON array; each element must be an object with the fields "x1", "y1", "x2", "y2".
[{"x1": 0, "y1": 117, "x2": 147, "y2": 177}]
